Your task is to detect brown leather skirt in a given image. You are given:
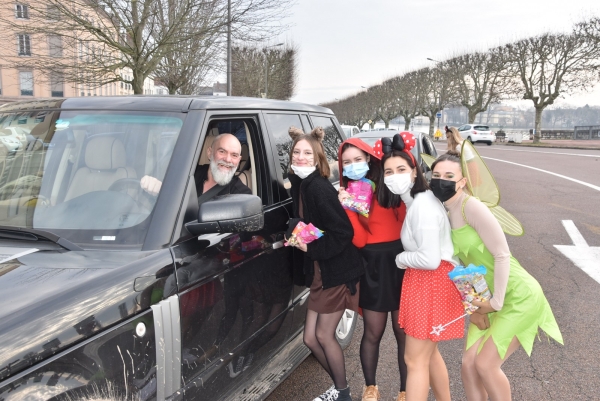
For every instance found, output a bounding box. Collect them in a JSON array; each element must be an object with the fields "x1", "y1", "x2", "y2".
[{"x1": 307, "y1": 261, "x2": 360, "y2": 314}]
